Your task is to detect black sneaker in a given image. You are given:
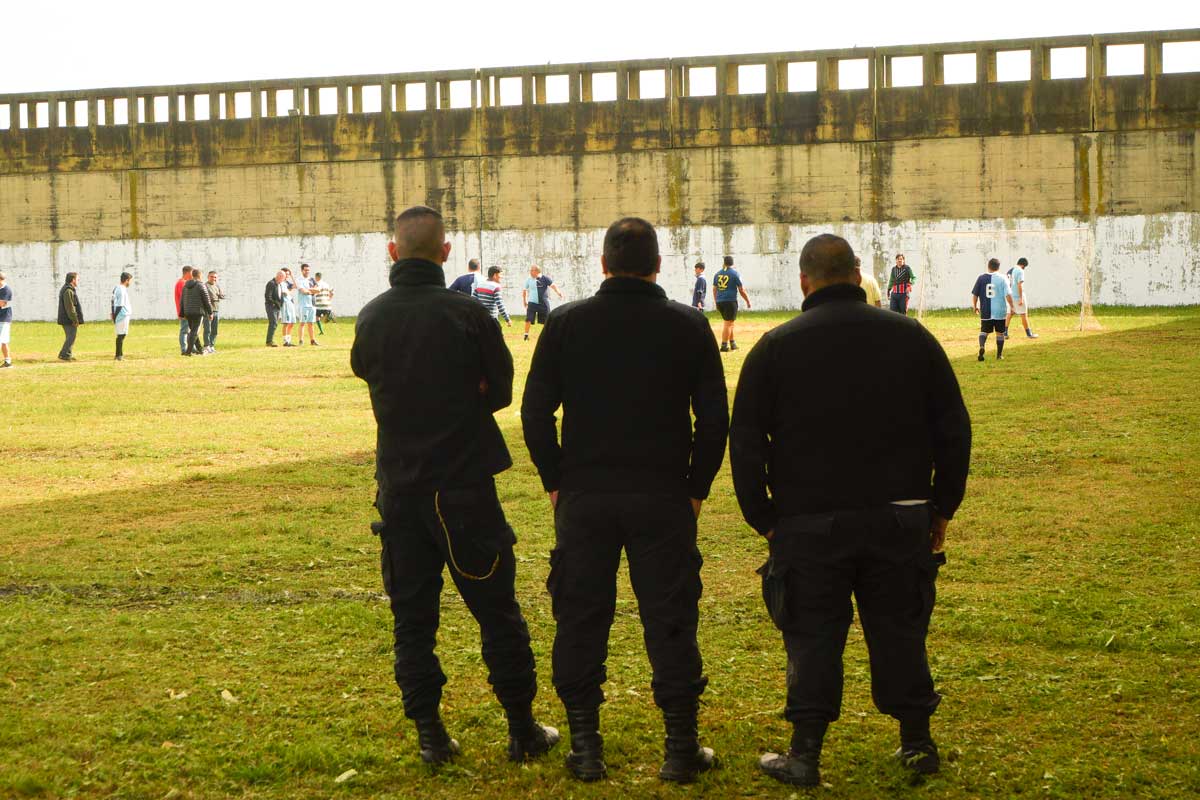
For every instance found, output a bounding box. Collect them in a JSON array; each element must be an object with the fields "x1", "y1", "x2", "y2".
[
  {"x1": 720, "y1": 343, "x2": 729, "y2": 353},
  {"x1": 730, "y1": 341, "x2": 738, "y2": 350},
  {"x1": 996, "y1": 353, "x2": 1004, "y2": 360},
  {"x1": 977, "y1": 348, "x2": 985, "y2": 362},
  {"x1": 0, "y1": 361, "x2": 11, "y2": 368}
]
